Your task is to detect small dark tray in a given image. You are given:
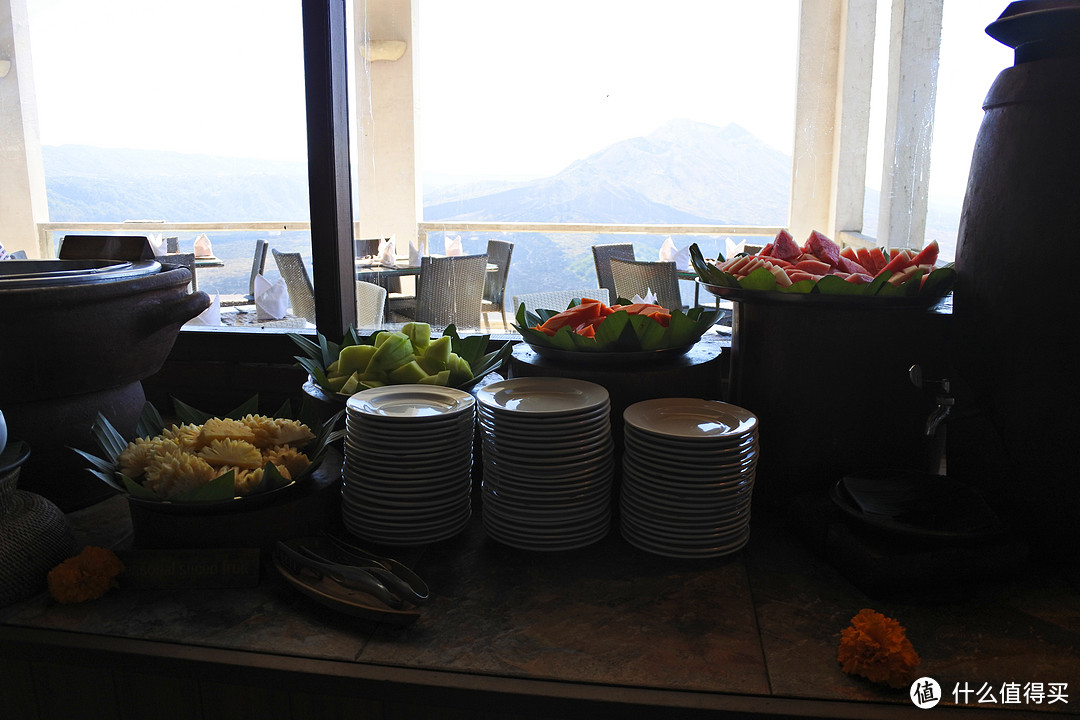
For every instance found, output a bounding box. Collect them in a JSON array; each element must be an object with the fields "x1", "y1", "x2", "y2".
[{"x1": 831, "y1": 469, "x2": 1006, "y2": 543}]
